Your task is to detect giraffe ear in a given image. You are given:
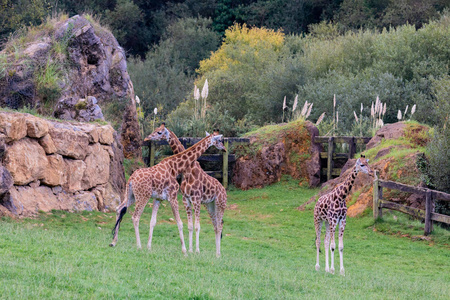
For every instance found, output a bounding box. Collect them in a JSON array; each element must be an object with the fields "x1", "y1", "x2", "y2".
[
  {"x1": 367, "y1": 159, "x2": 370, "y2": 163},
  {"x1": 205, "y1": 131, "x2": 210, "y2": 136},
  {"x1": 356, "y1": 158, "x2": 361, "y2": 164}
]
